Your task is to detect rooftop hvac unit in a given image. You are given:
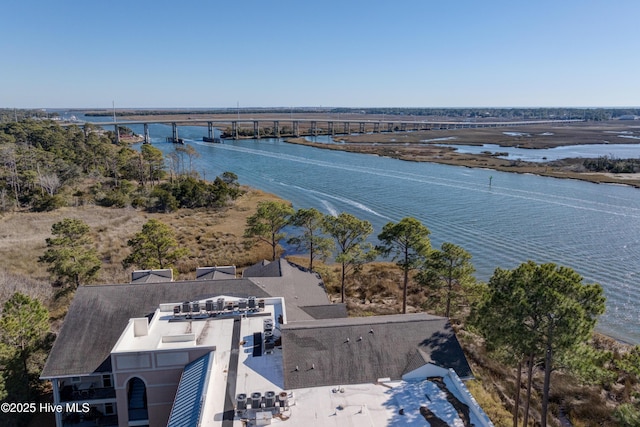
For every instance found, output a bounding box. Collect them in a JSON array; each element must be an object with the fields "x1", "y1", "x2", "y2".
[
  {"x1": 277, "y1": 391, "x2": 288, "y2": 408},
  {"x1": 182, "y1": 302, "x2": 191, "y2": 313},
  {"x1": 265, "y1": 391, "x2": 276, "y2": 407},
  {"x1": 236, "y1": 393, "x2": 247, "y2": 410},
  {"x1": 258, "y1": 299, "x2": 265, "y2": 309},
  {"x1": 238, "y1": 299, "x2": 247, "y2": 310},
  {"x1": 248, "y1": 296, "x2": 256, "y2": 309},
  {"x1": 192, "y1": 302, "x2": 200, "y2": 313},
  {"x1": 173, "y1": 306, "x2": 180, "y2": 316},
  {"x1": 205, "y1": 300, "x2": 214, "y2": 311},
  {"x1": 250, "y1": 392, "x2": 262, "y2": 409},
  {"x1": 217, "y1": 298, "x2": 225, "y2": 311}
]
